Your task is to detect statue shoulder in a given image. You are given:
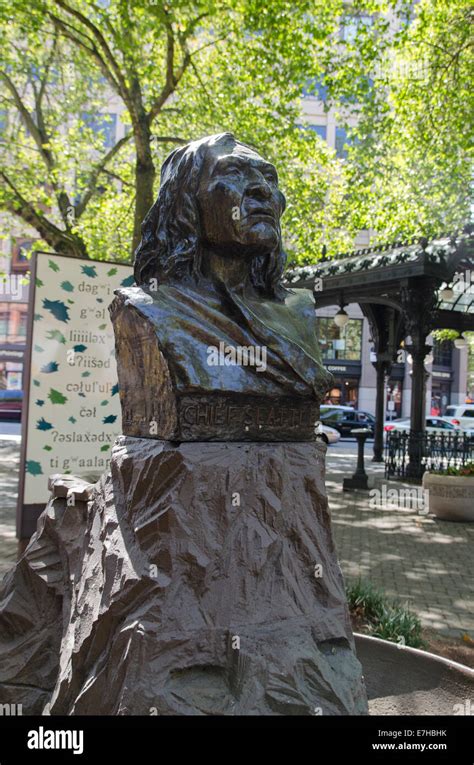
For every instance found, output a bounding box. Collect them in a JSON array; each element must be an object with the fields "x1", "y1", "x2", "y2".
[
  {"x1": 111, "y1": 285, "x2": 154, "y2": 309},
  {"x1": 109, "y1": 284, "x2": 178, "y2": 323},
  {"x1": 284, "y1": 287, "x2": 316, "y2": 316}
]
